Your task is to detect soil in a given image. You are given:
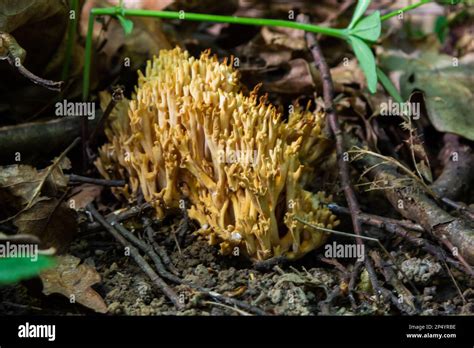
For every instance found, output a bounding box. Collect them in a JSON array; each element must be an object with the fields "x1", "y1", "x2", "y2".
[{"x1": 1, "y1": 213, "x2": 473, "y2": 316}]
